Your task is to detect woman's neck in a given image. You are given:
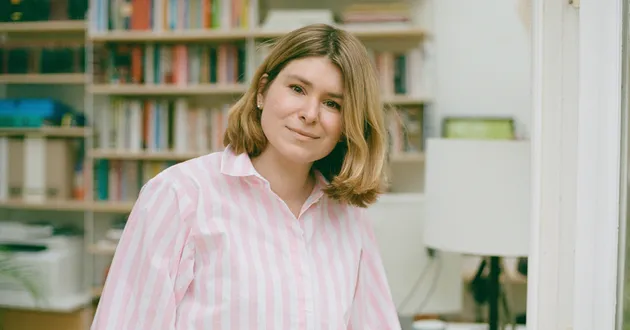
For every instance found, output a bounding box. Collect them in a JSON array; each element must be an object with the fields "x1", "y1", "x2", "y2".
[{"x1": 251, "y1": 147, "x2": 315, "y2": 203}]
